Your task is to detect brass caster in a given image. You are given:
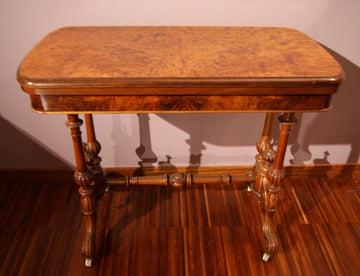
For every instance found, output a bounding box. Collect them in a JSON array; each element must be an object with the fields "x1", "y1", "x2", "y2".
[
  {"x1": 105, "y1": 185, "x2": 110, "y2": 193},
  {"x1": 262, "y1": 253, "x2": 271, "y2": 262},
  {"x1": 246, "y1": 171, "x2": 254, "y2": 192},
  {"x1": 85, "y1": 258, "x2": 93, "y2": 267}
]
